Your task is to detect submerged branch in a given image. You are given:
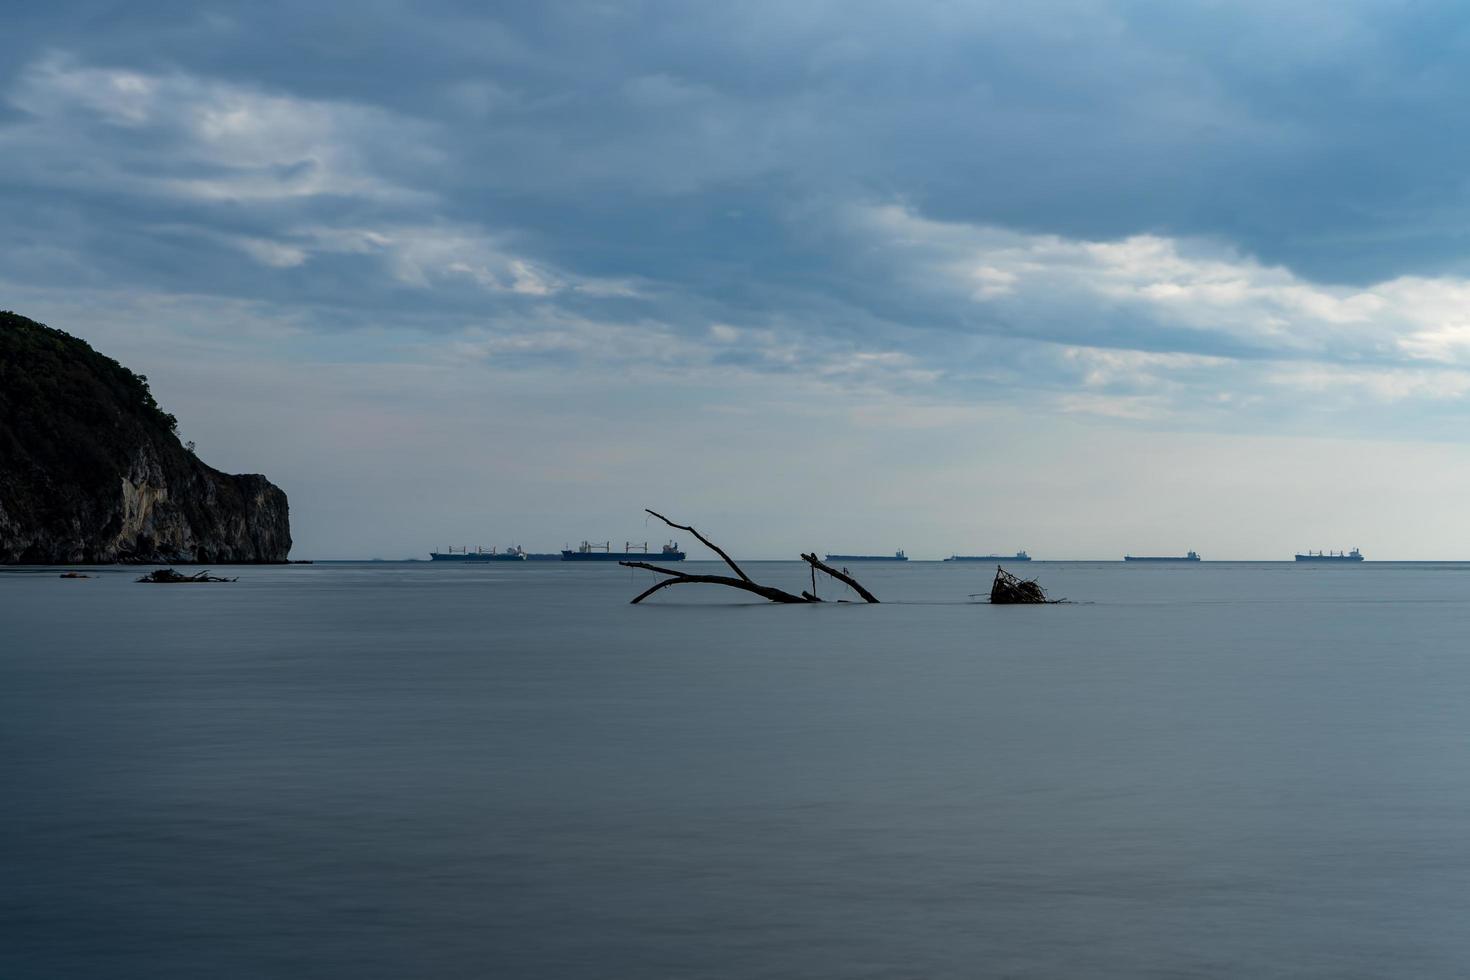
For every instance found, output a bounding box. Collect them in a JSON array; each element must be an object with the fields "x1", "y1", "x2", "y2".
[
  {"x1": 621, "y1": 510, "x2": 879, "y2": 606},
  {"x1": 619, "y1": 561, "x2": 809, "y2": 604},
  {"x1": 800, "y1": 553, "x2": 880, "y2": 603},
  {"x1": 136, "y1": 568, "x2": 236, "y2": 583}
]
